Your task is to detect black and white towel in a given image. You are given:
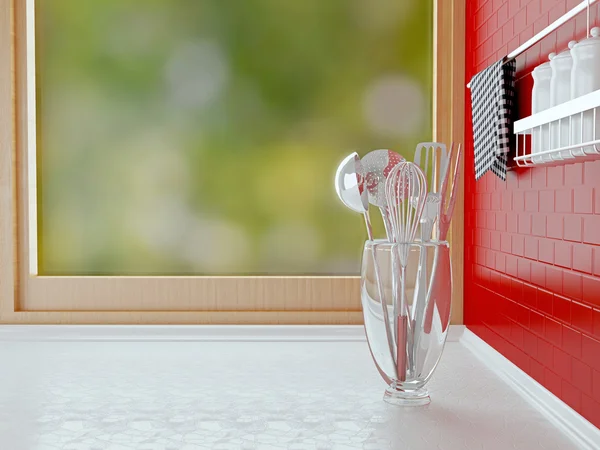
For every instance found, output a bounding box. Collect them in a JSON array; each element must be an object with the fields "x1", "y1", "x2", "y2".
[{"x1": 470, "y1": 59, "x2": 516, "y2": 181}]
